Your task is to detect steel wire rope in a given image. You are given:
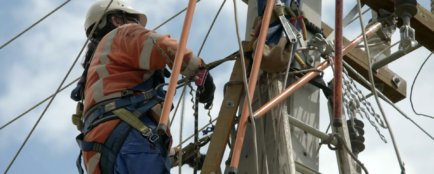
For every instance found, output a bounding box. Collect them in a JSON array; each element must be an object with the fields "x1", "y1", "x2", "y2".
[
  {"x1": 232, "y1": 0, "x2": 259, "y2": 173},
  {"x1": 0, "y1": 0, "x2": 71, "y2": 50},
  {"x1": 1, "y1": 0, "x2": 216, "y2": 130},
  {"x1": 410, "y1": 52, "x2": 434, "y2": 119},
  {"x1": 3, "y1": 1, "x2": 114, "y2": 173},
  {"x1": 169, "y1": 80, "x2": 189, "y2": 127},
  {"x1": 348, "y1": 8, "x2": 371, "y2": 25},
  {"x1": 152, "y1": 0, "x2": 202, "y2": 30},
  {"x1": 332, "y1": 134, "x2": 369, "y2": 174},
  {"x1": 197, "y1": 0, "x2": 226, "y2": 56},
  {"x1": 356, "y1": 0, "x2": 405, "y2": 172},
  {"x1": 341, "y1": 60, "x2": 434, "y2": 141},
  {"x1": 176, "y1": 117, "x2": 217, "y2": 148},
  {"x1": 1, "y1": 0, "x2": 214, "y2": 130},
  {"x1": 179, "y1": 82, "x2": 187, "y2": 174},
  {"x1": 168, "y1": 0, "x2": 226, "y2": 128},
  {"x1": 0, "y1": 77, "x2": 79, "y2": 130}
]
